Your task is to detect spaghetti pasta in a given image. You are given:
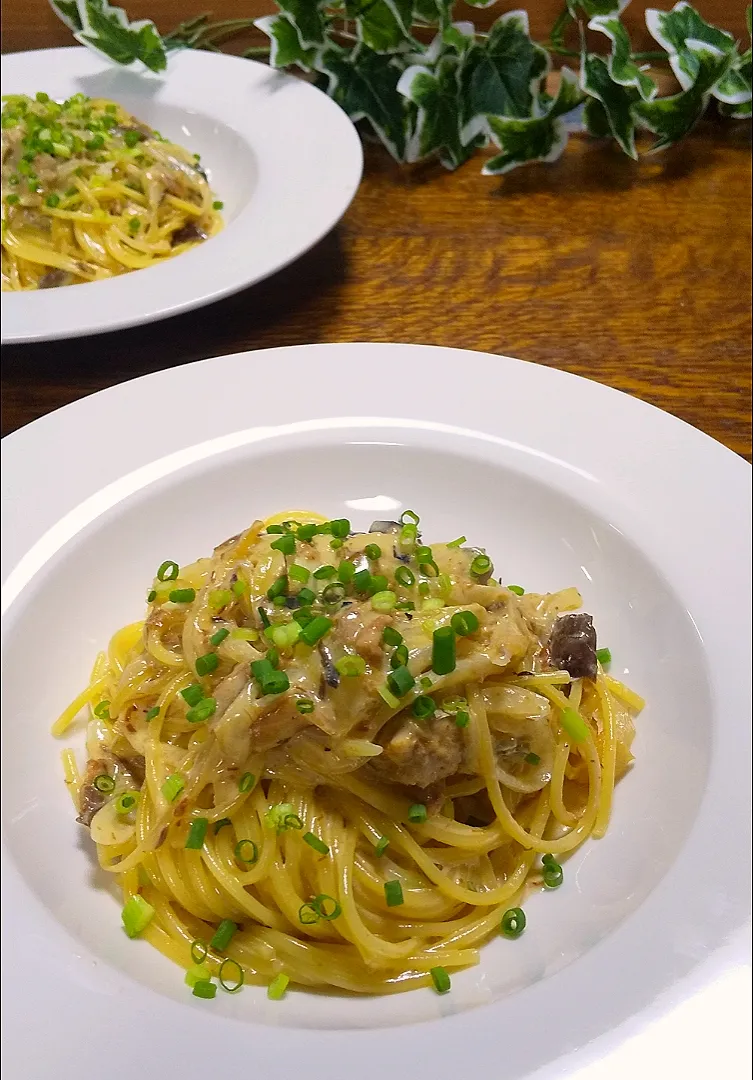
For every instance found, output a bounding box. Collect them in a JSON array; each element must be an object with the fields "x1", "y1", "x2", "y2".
[
  {"x1": 2, "y1": 92, "x2": 222, "y2": 291},
  {"x1": 54, "y1": 510, "x2": 642, "y2": 997}
]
